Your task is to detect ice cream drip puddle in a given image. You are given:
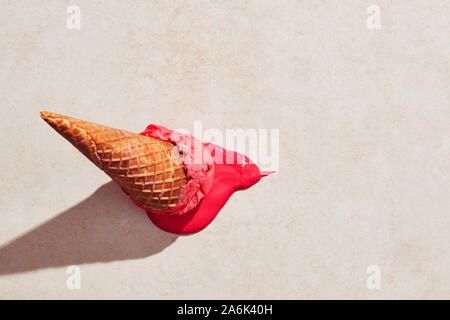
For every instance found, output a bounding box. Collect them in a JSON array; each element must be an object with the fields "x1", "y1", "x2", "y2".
[{"x1": 140, "y1": 125, "x2": 273, "y2": 234}]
